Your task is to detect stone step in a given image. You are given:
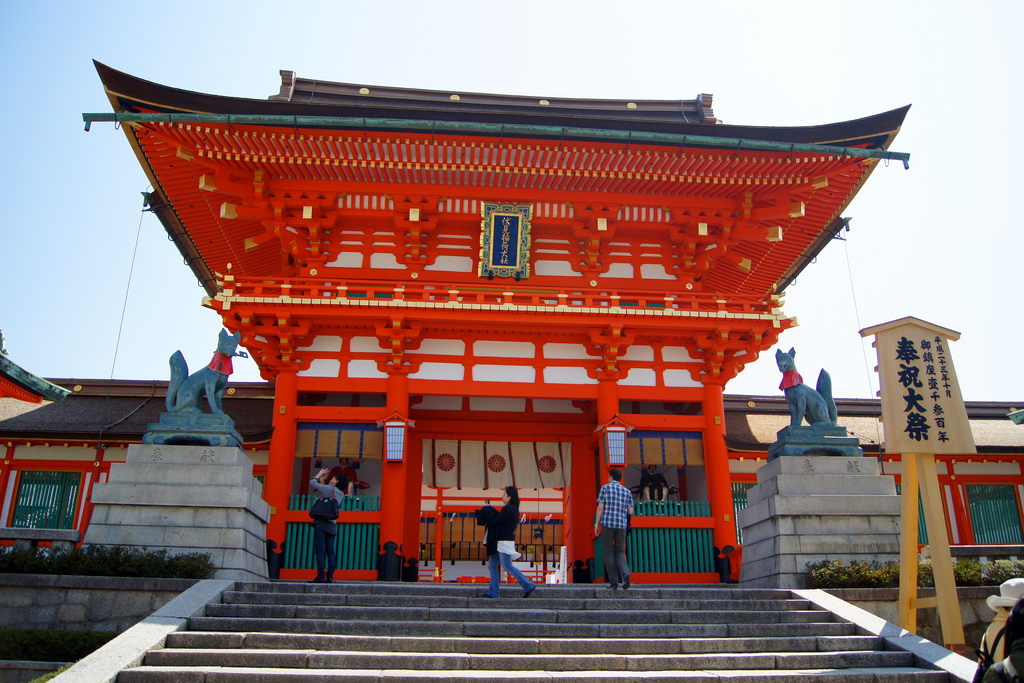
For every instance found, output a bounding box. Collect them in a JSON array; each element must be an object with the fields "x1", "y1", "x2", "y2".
[
  {"x1": 166, "y1": 631, "x2": 886, "y2": 655},
  {"x1": 221, "y1": 589, "x2": 818, "y2": 613},
  {"x1": 187, "y1": 616, "x2": 858, "y2": 639},
  {"x1": 203, "y1": 602, "x2": 835, "y2": 625},
  {"x1": 86, "y1": 582, "x2": 966, "y2": 682},
  {"x1": 116, "y1": 665, "x2": 951, "y2": 682},
  {"x1": 234, "y1": 581, "x2": 796, "y2": 600},
  {"x1": 142, "y1": 646, "x2": 918, "y2": 672}
]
